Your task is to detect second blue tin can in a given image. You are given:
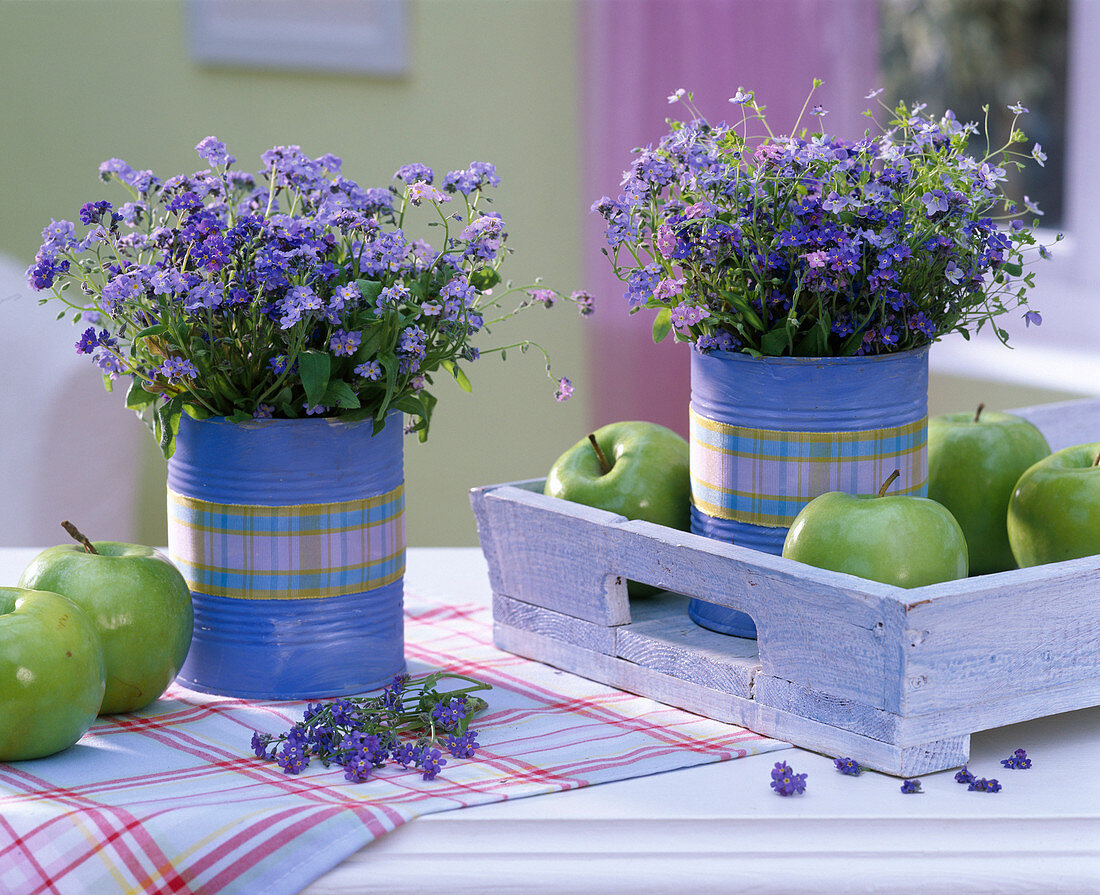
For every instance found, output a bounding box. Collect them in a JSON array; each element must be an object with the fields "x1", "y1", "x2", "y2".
[{"x1": 689, "y1": 347, "x2": 929, "y2": 638}]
